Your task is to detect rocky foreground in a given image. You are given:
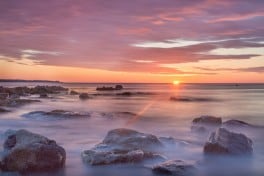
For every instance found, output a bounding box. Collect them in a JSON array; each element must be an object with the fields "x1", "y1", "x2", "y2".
[{"x1": 0, "y1": 115, "x2": 258, "y2": 175}]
